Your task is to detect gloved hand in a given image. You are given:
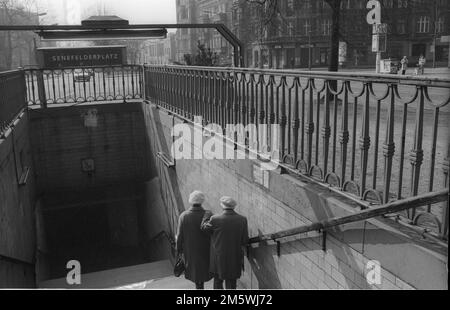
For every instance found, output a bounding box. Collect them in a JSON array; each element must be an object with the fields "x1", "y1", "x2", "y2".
[{"x1": 203, "y1": 210, "x2": 213, "y2": 221}]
